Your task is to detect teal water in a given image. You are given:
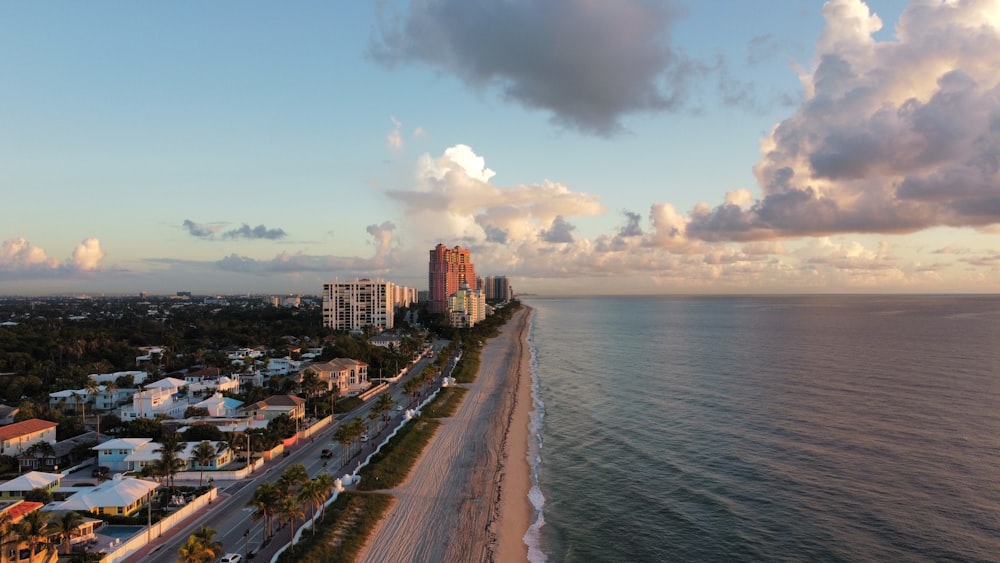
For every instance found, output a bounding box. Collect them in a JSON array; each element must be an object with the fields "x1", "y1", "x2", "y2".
[{"x1": 523, "y1": 295, "x2": 1000, "y2": 562}]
